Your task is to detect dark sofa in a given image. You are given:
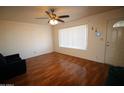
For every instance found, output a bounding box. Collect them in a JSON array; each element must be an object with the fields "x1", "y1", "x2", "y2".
[
  {"x1": 0, "y1": 53, "x2": 26, "y2": 80},
  {"x1": 105, "y1": 65, "x2": 124, "y2": 86}
]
